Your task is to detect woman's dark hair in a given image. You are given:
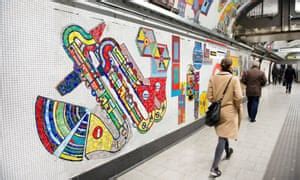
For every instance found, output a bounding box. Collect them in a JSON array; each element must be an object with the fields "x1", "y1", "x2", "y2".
[{"x1": 220, "y1": 58, "x2": 232, "y2": 72}]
